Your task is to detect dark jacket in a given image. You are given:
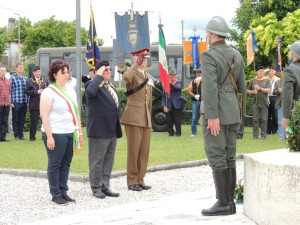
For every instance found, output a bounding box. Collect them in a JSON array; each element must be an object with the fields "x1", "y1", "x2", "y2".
[
  {"x1": 282, "y1": 60, "x2": 300, "y2": 119},
  {"x1": 85, "y1": 75, "x2": 122, "y2": 138},
  {"x1": 162, "y1": 80, "x2": 184, "y2": 110},
  {"x1": 25, "y1": 77, "x2": 49, "y2": 110}
]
